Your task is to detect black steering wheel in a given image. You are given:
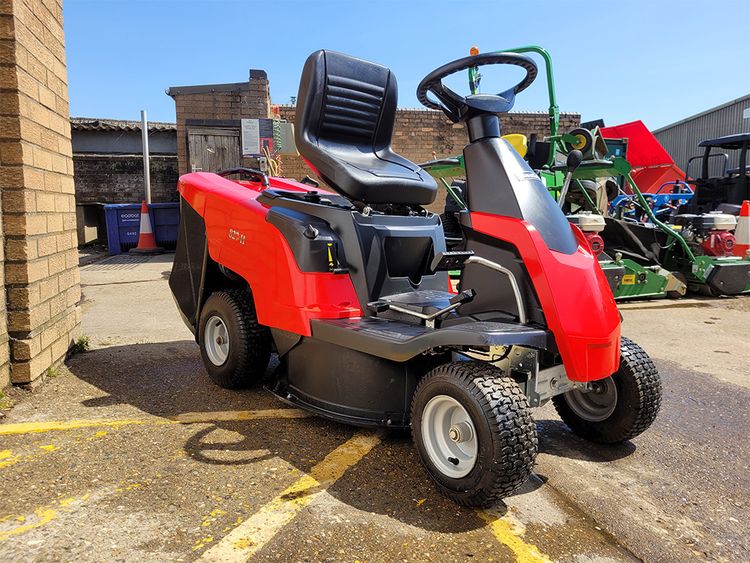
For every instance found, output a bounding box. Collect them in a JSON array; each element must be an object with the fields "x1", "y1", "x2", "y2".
[{"x1": 416, "y1": 52, "x2": 538, "y2": 122}]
